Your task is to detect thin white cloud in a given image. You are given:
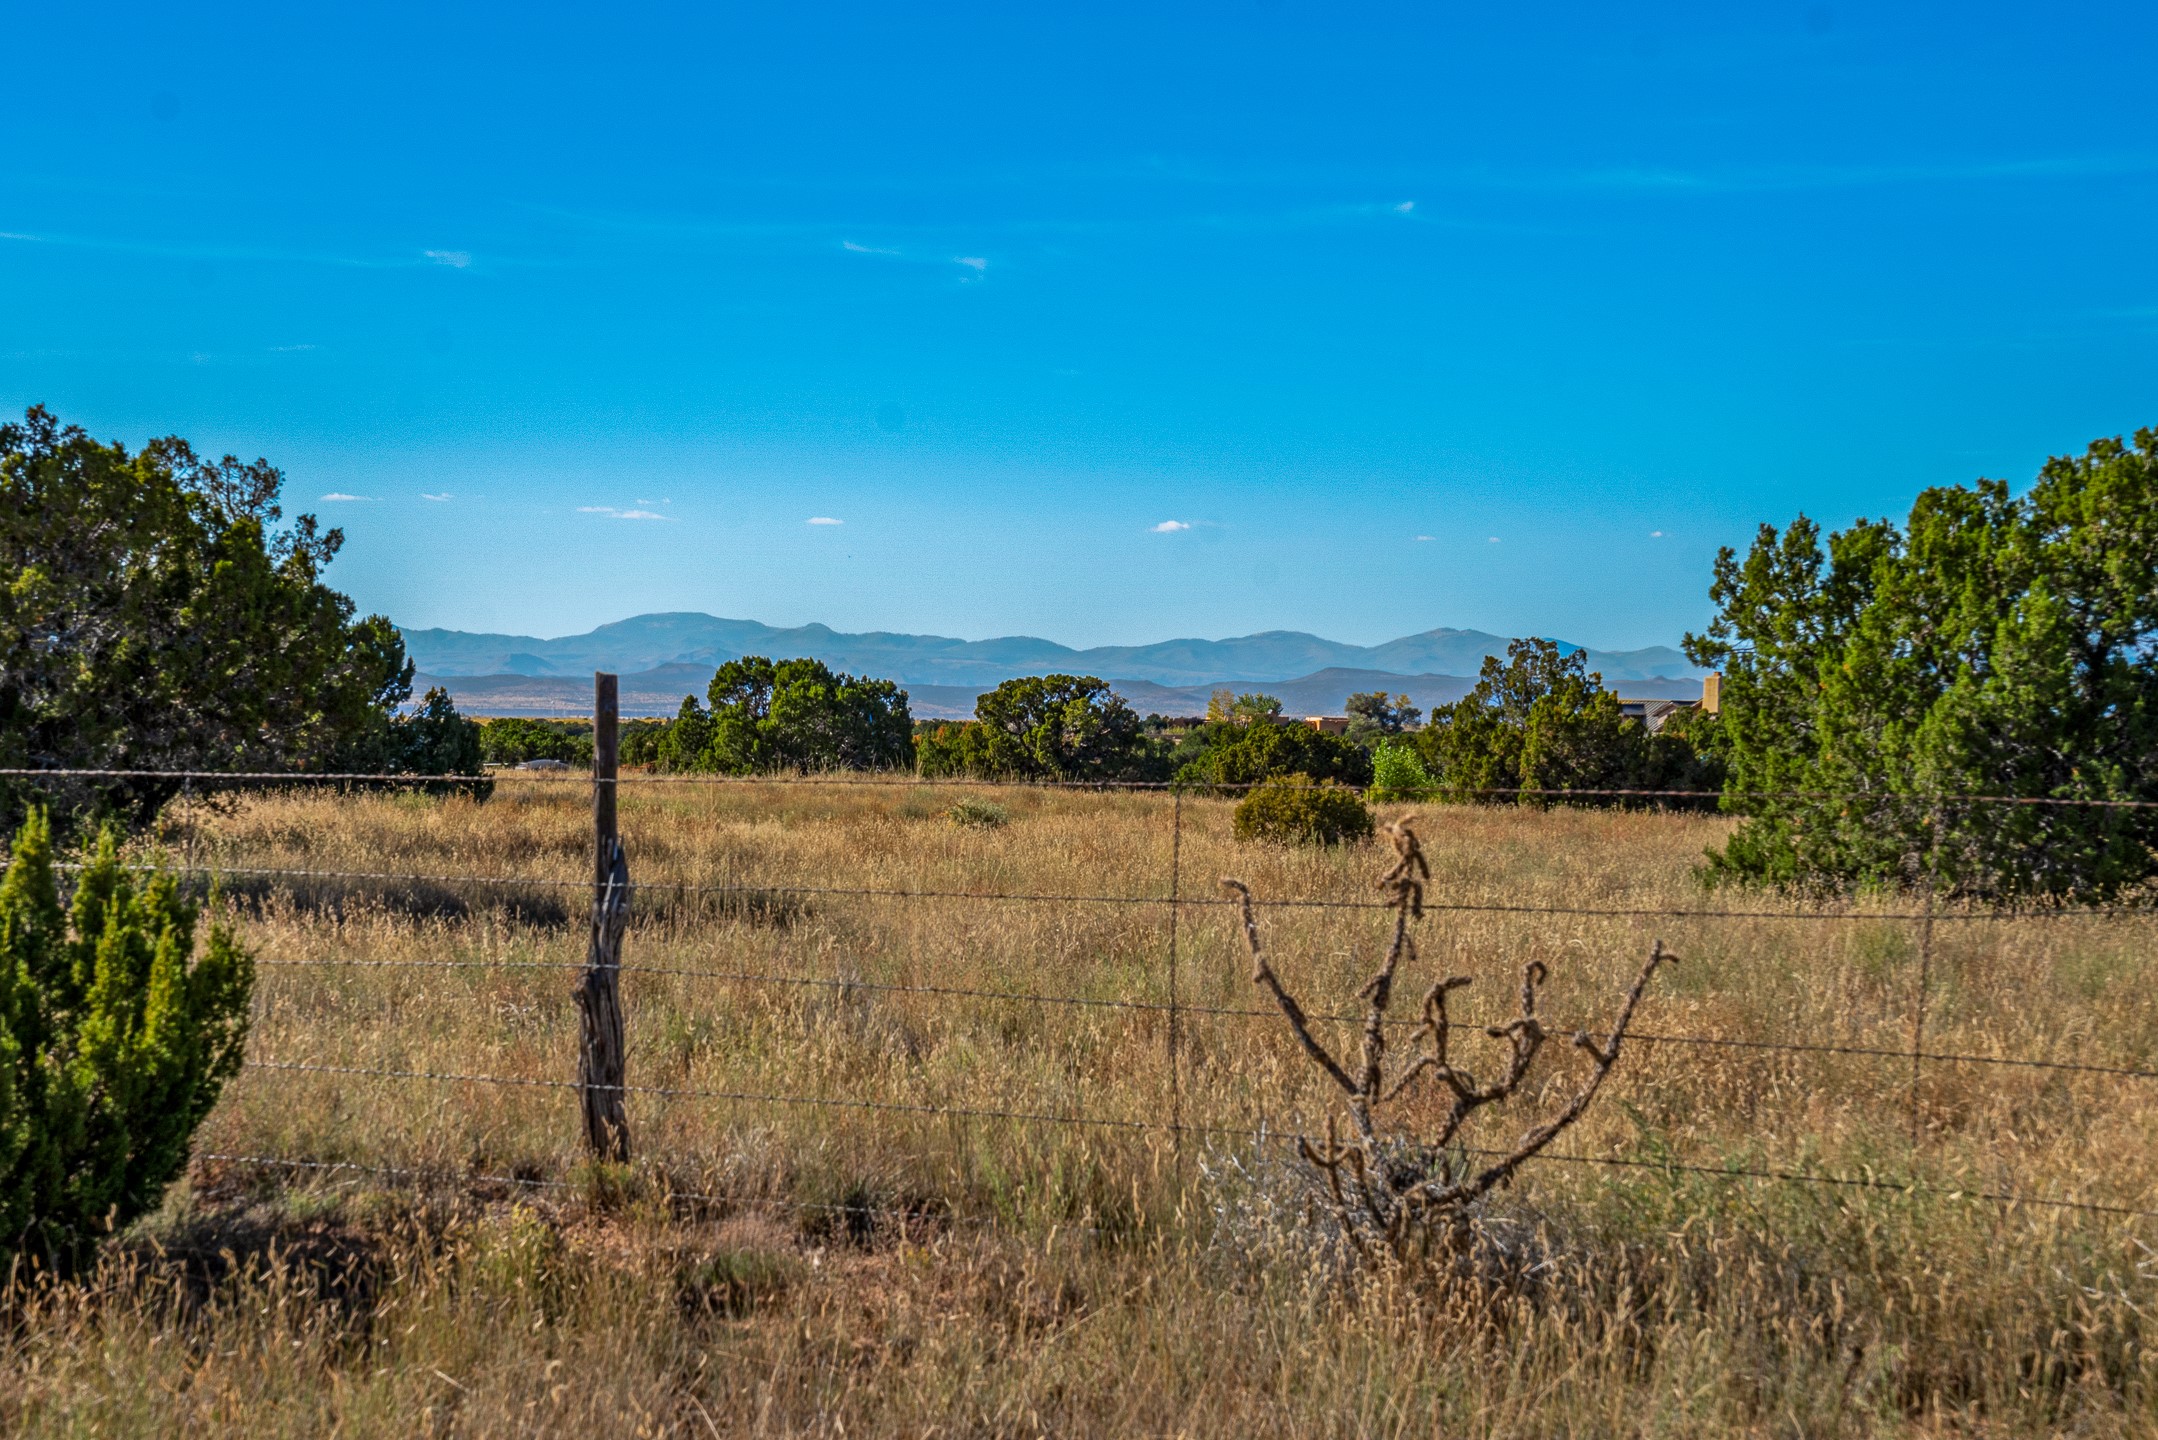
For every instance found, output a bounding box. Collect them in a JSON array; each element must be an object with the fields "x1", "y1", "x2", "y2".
[
  {"x1": 1414, "y1": 534, "x2": 1434, "y2": 542},
  {"x1": 954, "y1": 256, "x2": 987, "y2": 271},
  {"x1": 807, "y1": 516, "x2": 844, "y2": 526},
  {"x1": 1651, "y1": 529, "x2": 1665, "y2": 538},
  {"x1": 842, "y1": 240, "x2": 900, "y2": 255},
  {"x1": 578, "y1": 504, "x2": 670, "y2": 521},
  {"x1": 1487, "y1": 536, "x2": 1501, "y2": 544},
  {"x1": 1394, "y1": 200, "x2": 1415, "y2": 213},
  {"x1": 319, "y1": 492, "x2": 371, "y2": 502},
  {"x1": 424, "y1": 249, "x2": 471, "y2": 268},
  {"x1": 1152, "y1": 520, "x2": 1191, "y2": 533},
  {"x1": 268, "y1": 343, "x2": 317, "y2": 352},
  {"x1": 421, "y1": 492, "x2": 453, "y2": 503}
]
